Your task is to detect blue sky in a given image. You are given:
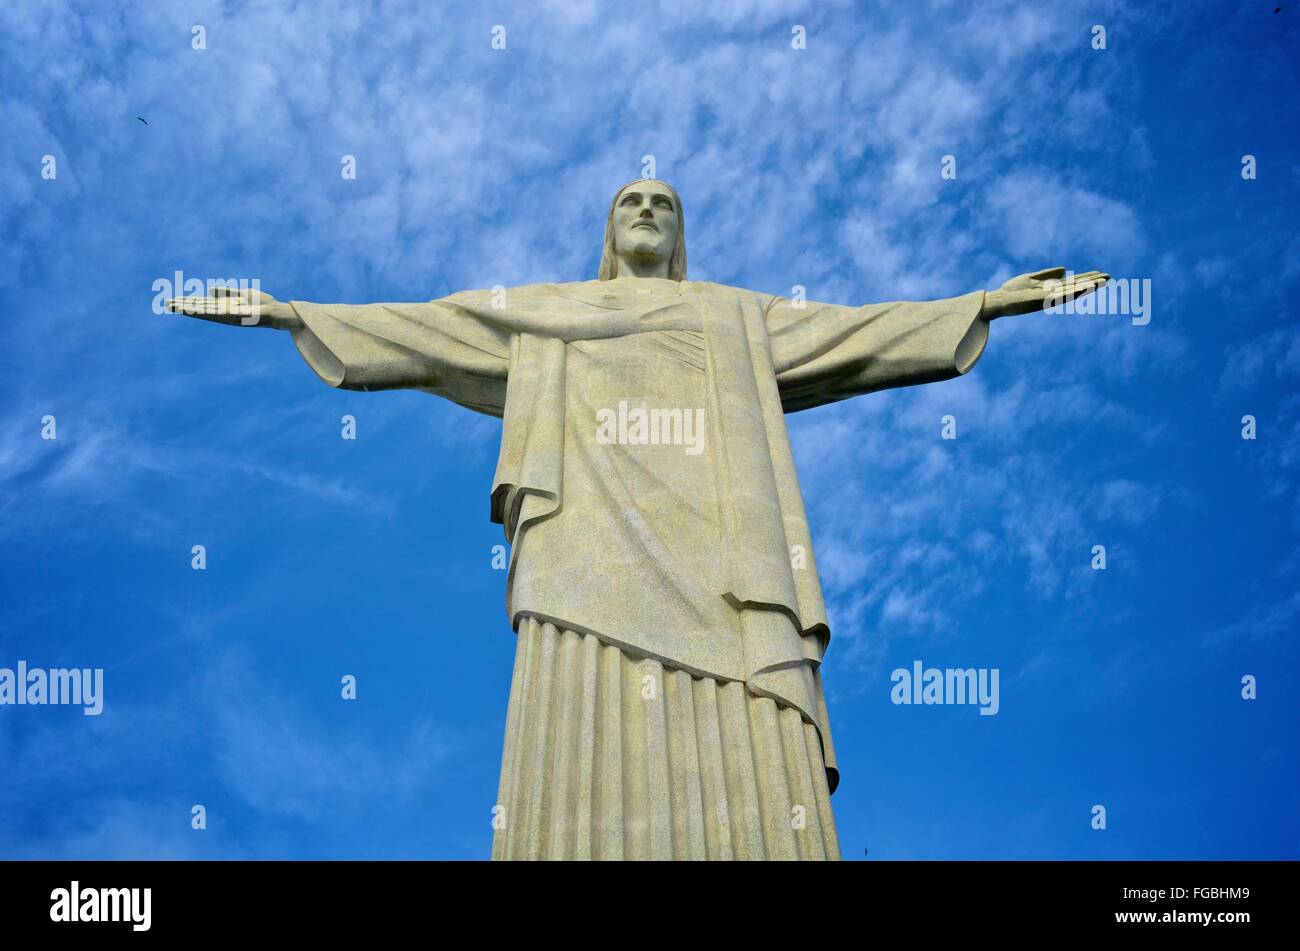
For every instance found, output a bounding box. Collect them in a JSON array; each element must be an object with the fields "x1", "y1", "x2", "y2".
[{"x1": 0, "y1": 0, "x2": 1296, "y2": 859}]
